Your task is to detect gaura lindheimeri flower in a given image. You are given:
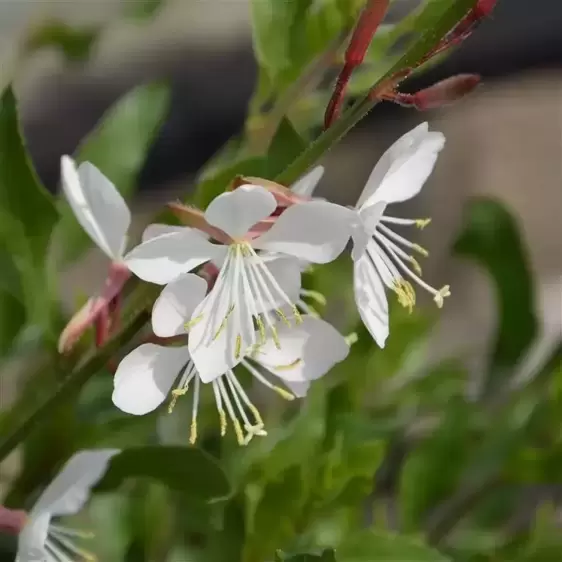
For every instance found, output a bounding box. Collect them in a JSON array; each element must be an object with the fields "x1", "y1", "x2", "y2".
[
  {"x1": 124, "y1": 184, "x2": 351, "y2": 380},
  {"x1": 349, "y1": 122, "x2": 449, "y2": 347},
  {"x1": 16, "y1": 449, "x2": 119, "y2": 562},
  {"x1": 58, "y1": 156, "x2": 132, "y2": 352},
  {"x1": 112, "y1": 273, "x2": 349, "y2": 445}
]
